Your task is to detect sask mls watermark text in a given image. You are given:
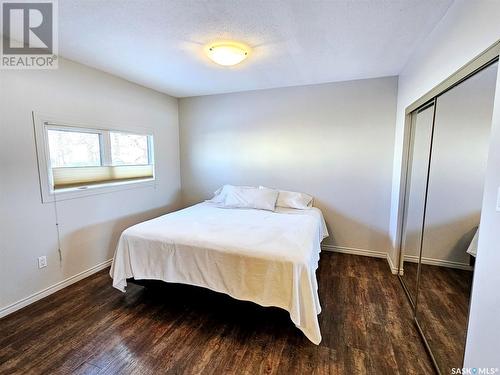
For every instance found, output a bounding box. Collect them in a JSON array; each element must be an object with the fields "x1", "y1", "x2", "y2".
[{"x1": 1, "y1": 0, "x2": 58, "y2": 69}]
